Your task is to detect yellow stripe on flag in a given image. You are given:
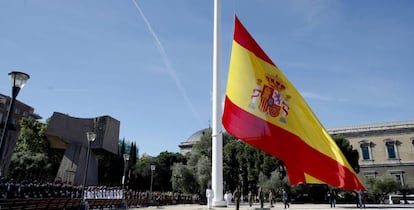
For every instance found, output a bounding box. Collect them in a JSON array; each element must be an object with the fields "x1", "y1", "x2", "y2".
[{"x1": 222, "y1": 16, "x2": 365, "y2": 191}]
